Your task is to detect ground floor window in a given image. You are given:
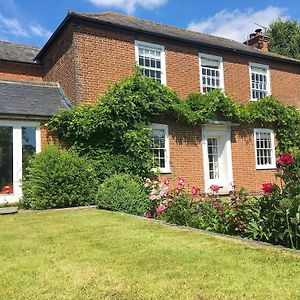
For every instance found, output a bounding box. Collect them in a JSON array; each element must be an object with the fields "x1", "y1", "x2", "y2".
[
  {"x1": 150, "y1": 123, "x2": 170, "y2": 173},
  {"x1": 0, "y1": 121, "x2": 40, "y2": 203},
  {"x1": 254, "y1": 128, "x2": 276, "y2": 169}
]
